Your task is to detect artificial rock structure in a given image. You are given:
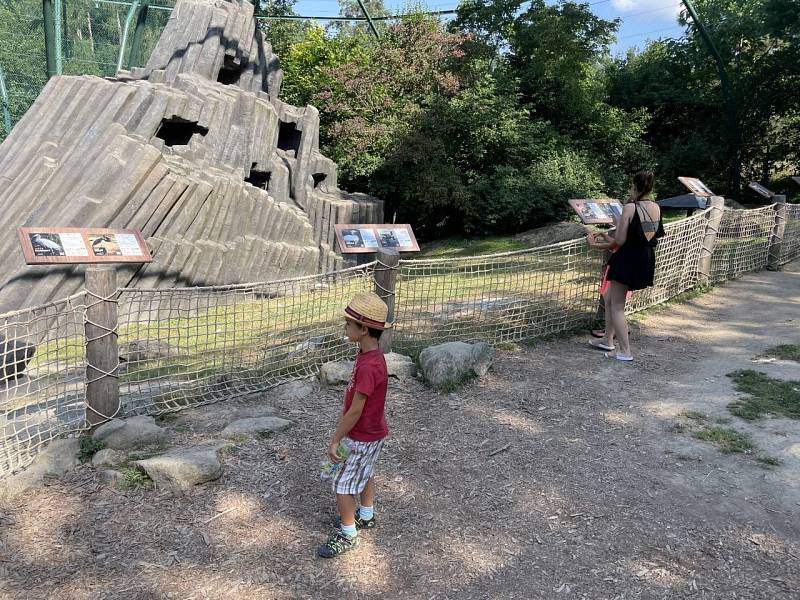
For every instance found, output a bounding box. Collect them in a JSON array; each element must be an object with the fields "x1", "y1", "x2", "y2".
[{"x1": 0, "y1": 0, "x2": 382, "y2": 313}]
